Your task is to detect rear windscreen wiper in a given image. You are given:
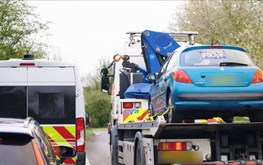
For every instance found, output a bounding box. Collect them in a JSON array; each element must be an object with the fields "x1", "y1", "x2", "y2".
[{"x1": 219, "y1": 62, "x2": 248, "y2": 67}]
